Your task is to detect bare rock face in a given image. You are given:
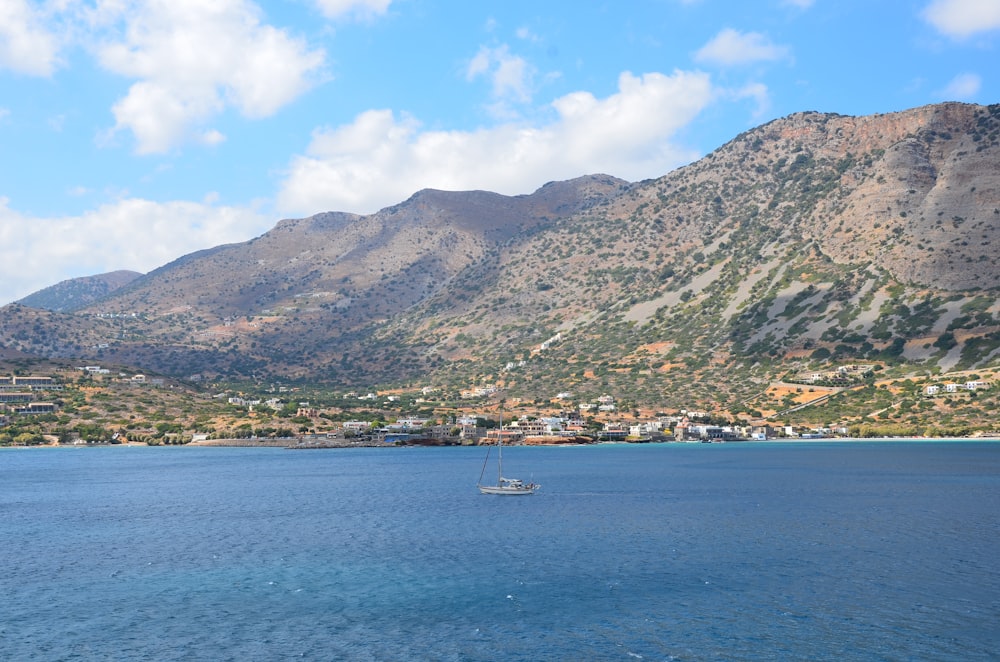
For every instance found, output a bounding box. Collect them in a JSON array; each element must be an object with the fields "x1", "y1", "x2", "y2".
[{"x1": 796, "y1": 104, "x2": 1000, "y2": 290}]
